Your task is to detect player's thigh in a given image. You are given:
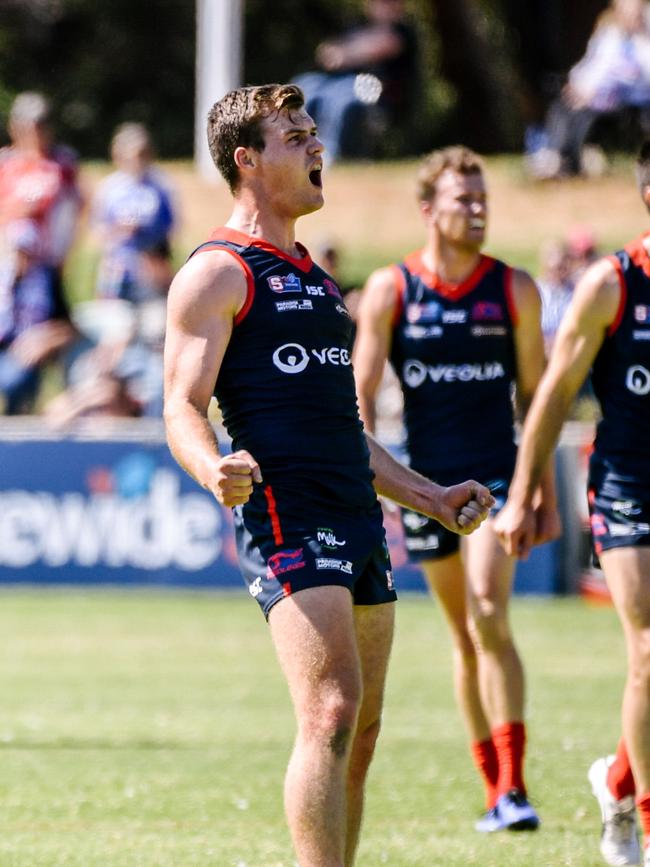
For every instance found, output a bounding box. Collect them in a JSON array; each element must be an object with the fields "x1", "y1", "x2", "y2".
[
  {"x1": 268, "y1": 584, "x2": 362, "y2": 716},
  {"x1": 353, "y1": 601, "x2": 395, "y2": 727},
  {"x1": 462, "y1": 517, "x2": 516, "y2": 611},
  {"x1": 600, "y1": 546, "x2": 650, "y2": 636},
  {"x1": 420, "y1": 553, "x2": 469, "y2": 638}
]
